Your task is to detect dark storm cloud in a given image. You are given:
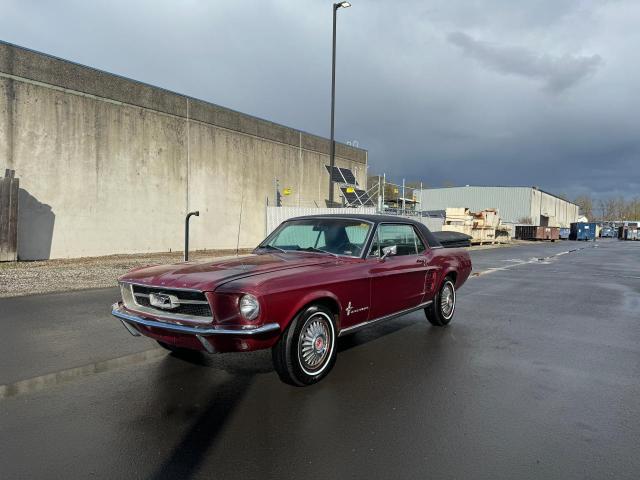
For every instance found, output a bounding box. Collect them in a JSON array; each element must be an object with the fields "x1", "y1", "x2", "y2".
[
  {"x1": 0, "y1": 0, "x2": 638, "y2": 199},
  {"x1": 447, "y1": 32, "x2": 602, "y2": 93}
]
